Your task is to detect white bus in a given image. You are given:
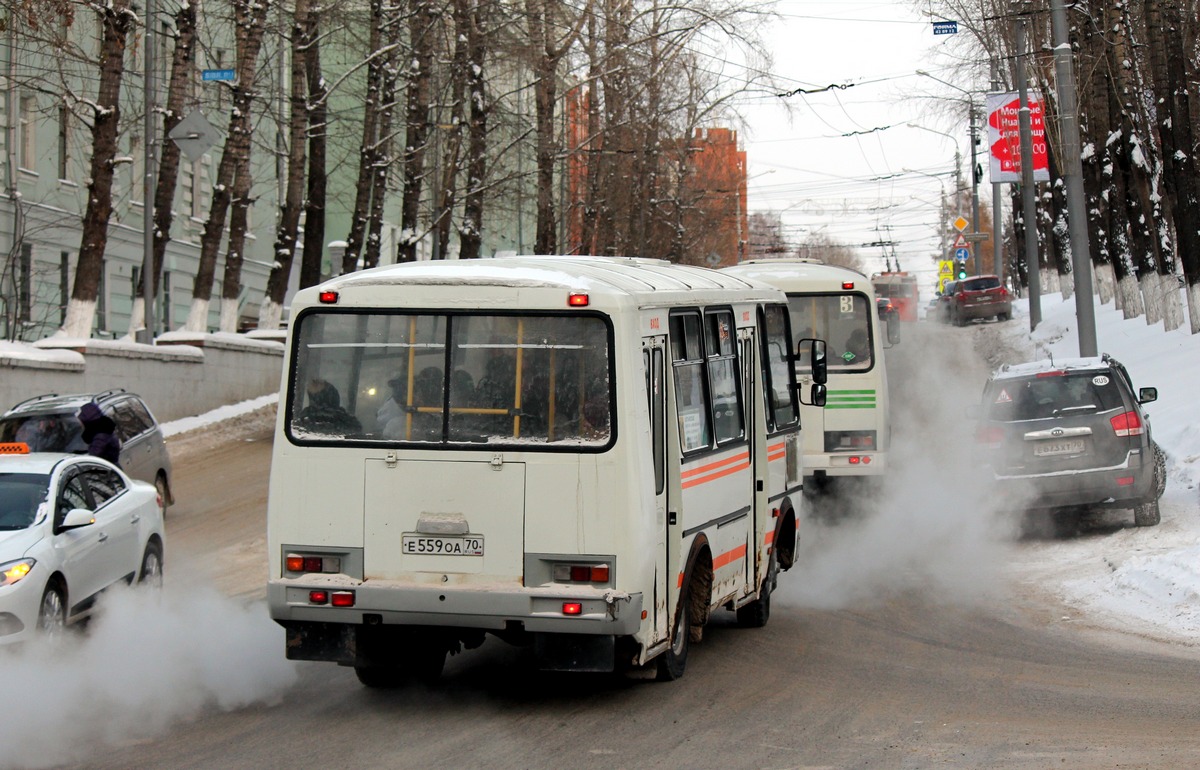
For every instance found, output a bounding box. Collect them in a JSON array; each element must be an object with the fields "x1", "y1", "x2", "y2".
[
  {"x1": 266, "y1": 256, "x2": 827, "y2": 684},
  {"x1": 723, "y1": 259, "x2": 895, "y2": 492}
]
